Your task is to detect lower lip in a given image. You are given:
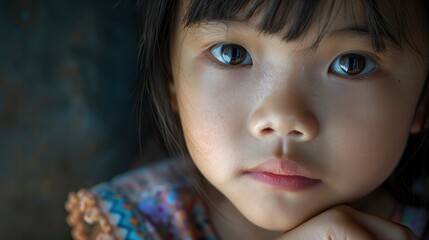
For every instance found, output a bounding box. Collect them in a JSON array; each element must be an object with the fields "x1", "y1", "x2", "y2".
[{"x1": 246, "y1": 172, "x2": 321, "y2": 191}]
